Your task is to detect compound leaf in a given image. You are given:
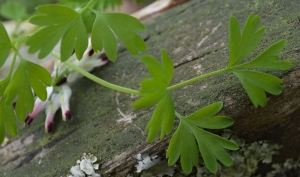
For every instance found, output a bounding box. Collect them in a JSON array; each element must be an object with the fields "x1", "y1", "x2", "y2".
[
  {"x1": 229, "y1": 13, "x2": 265, "y2": 67},
  {"x1": 27, "y1": 4, "x2": 88, "y2": 61},
  {"x1": 0, "y1": 21, "x2": 12, "y2": 68},
  {"x1": 91, "y1": 11, "x2": 146, "y2": 62},
  {"x1": 133, "y1": 50, "x2": 175, "y2": 142},
  {"x1": 4, "y1": 59, "x2": 51, "y2": 121},
  {"x1": 232, "y1": 70, "x2": 283, "y2": 107},
  {"x1": 167, "y1": 103, "x2": 238, "y2": 174}
]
